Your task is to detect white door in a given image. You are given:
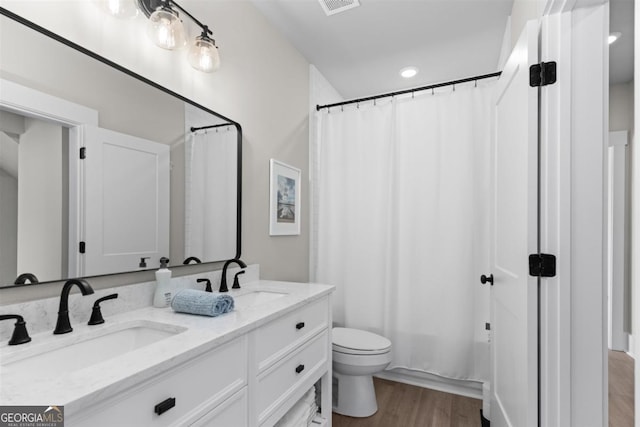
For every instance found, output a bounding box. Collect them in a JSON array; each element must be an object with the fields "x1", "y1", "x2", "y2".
[
  {"x1": 80, "y1": 125, "x2": 169, "y2": 276},
  {"x1": 489, "y1": 21, "x2": 539, "y2": 427}
]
